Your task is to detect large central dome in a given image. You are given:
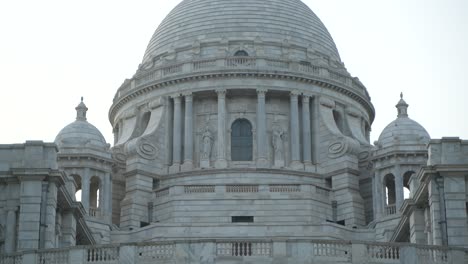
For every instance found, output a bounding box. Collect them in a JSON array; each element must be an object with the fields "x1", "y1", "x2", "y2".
[{"x1": 142, "y1": 0, "x2": 341, "y2": 64}]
